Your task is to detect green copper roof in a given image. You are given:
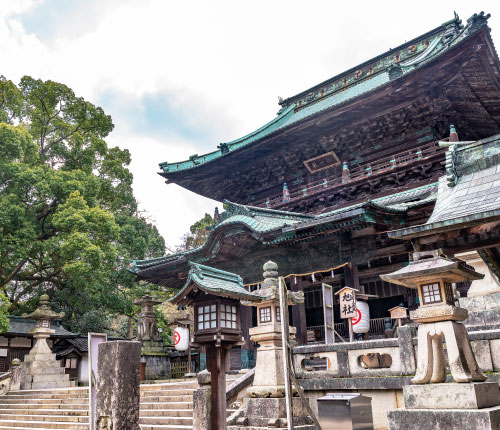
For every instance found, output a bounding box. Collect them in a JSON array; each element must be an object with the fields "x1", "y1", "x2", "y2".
[
  {"x1": 169, "y1": 262, "x2": 259, "y2": 305},
  {"x1": 130, "y1": 201, "x2": 313, "y2": 273},
  {"x1": 159, "y1": 13, "x2": 489, "y2": 176},
  {"x1": 131, "y1": 183, "x2": 437, "y2": 279},
  {"x1": 388, "y1": 133, "x2": 500, "y2": 239}
]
